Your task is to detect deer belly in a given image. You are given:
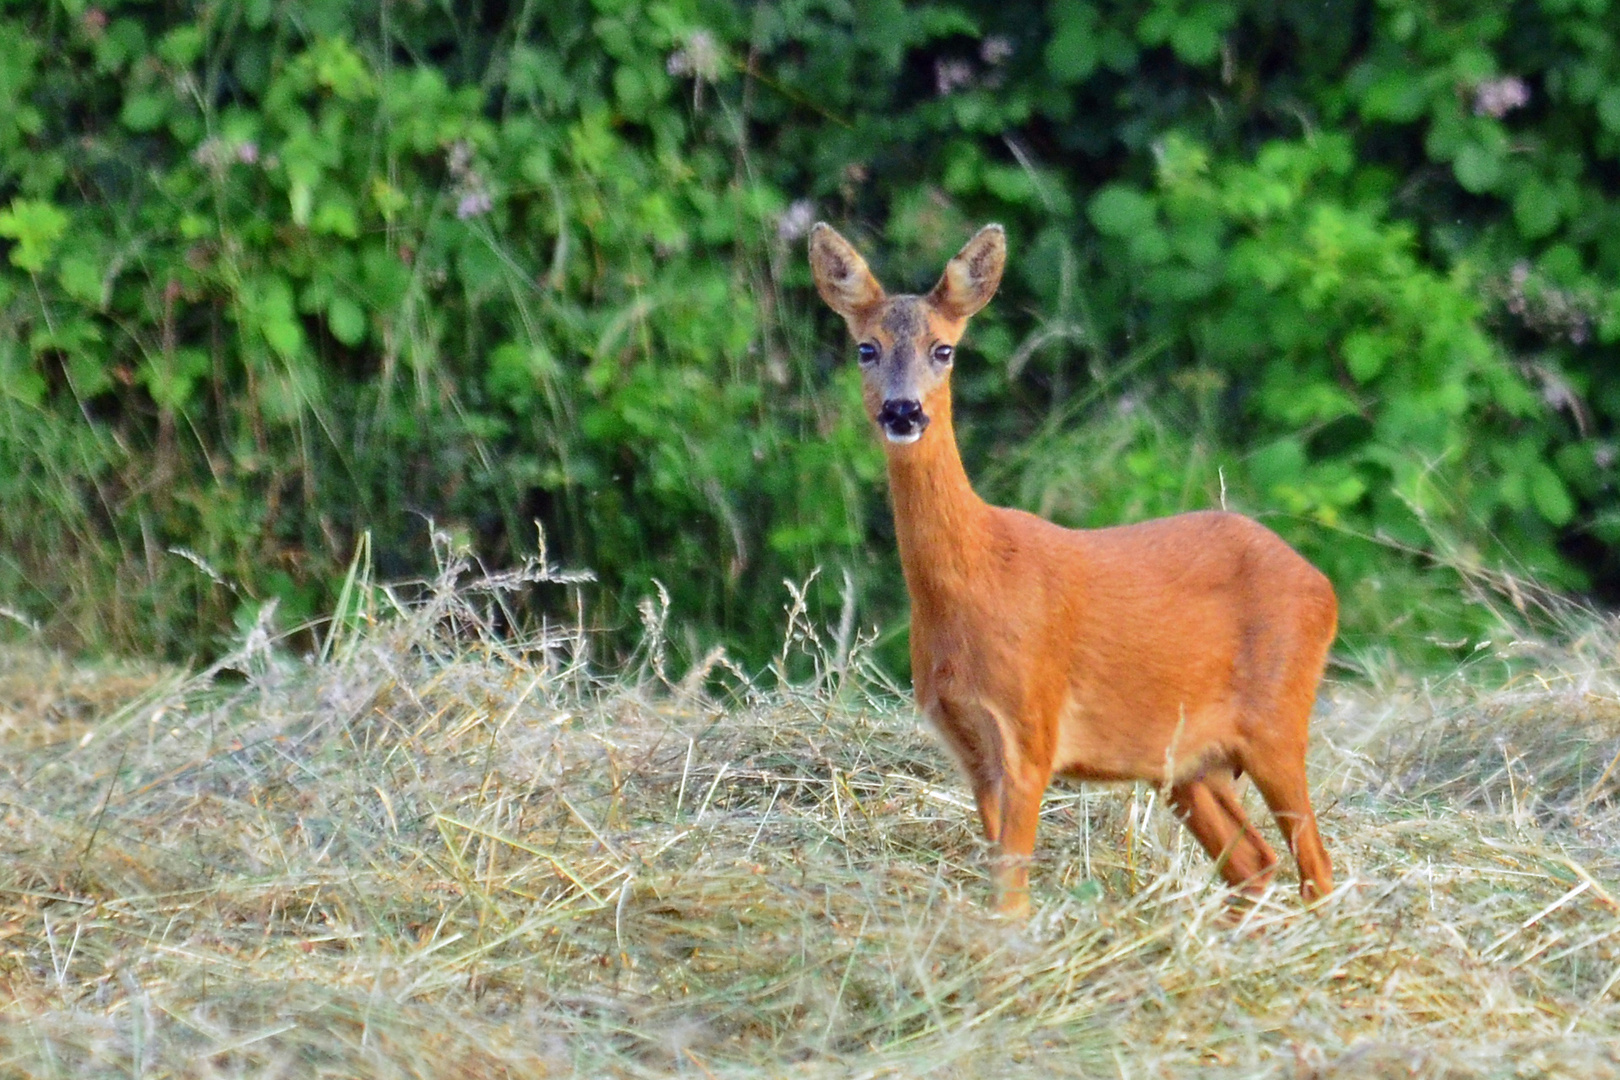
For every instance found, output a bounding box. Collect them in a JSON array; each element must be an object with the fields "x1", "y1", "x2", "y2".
[{"x1": 1051, "y1": 695, "x2": 1231, "y2": 784}]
